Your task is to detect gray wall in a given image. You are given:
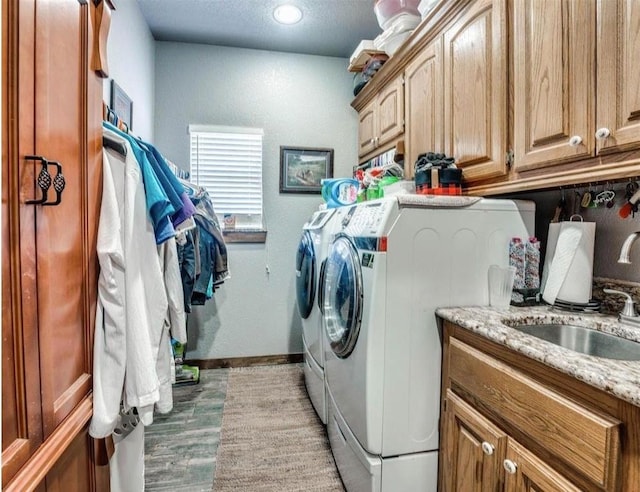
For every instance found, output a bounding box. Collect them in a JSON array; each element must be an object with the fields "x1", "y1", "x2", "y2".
[
  {"x1": 154, "y1": 42, "x2": 358, "y2": 359},
  {"x1": 510, "y1": 187, "x2": 640, "y2": 283},
  {"x1": 104, "y1": 0, "x2": 155, "y2": 141}
]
